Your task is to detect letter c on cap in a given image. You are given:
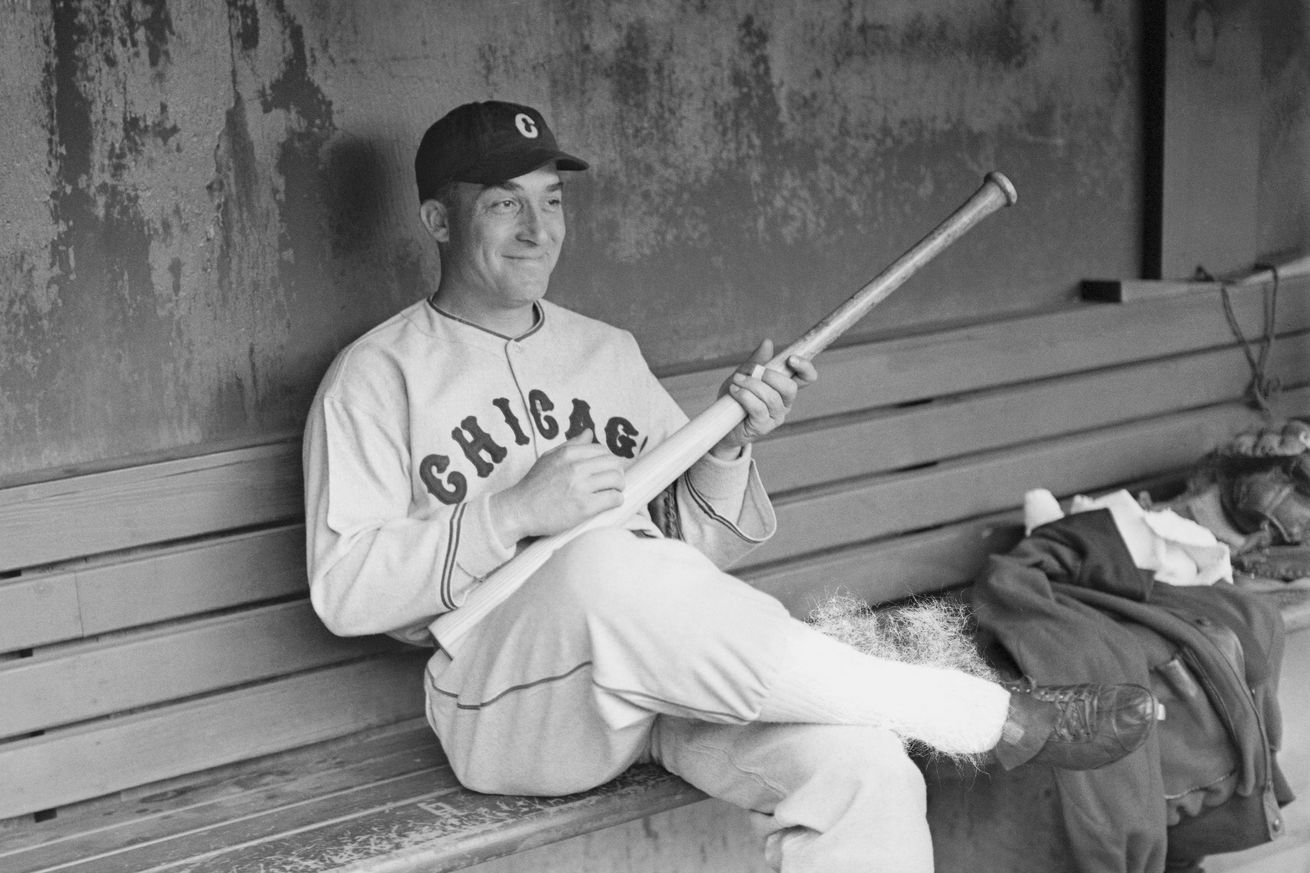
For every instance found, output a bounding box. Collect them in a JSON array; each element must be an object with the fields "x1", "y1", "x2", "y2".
[{"x1": 515, "y1": 113, "x2": 539, "y2": 138}]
